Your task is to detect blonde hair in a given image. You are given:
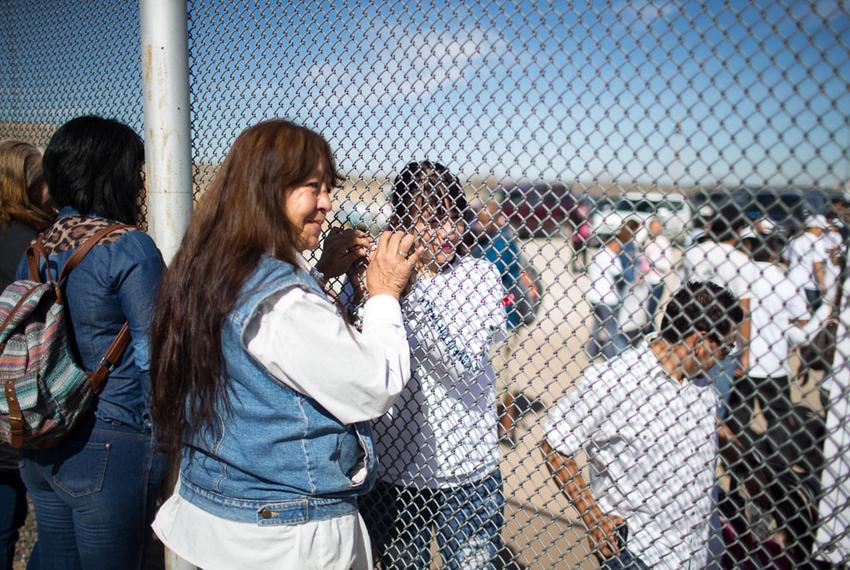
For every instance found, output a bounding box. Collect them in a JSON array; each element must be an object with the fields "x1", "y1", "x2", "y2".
[{"x1": 0, "y1": 140, "x2": 53, "y2": 230}]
